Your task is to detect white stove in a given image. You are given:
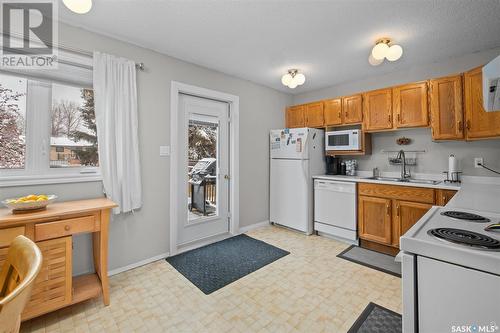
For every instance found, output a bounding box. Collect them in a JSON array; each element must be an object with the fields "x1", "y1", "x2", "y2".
[
  {"x1": 401, "y1": 206, "x2": 500, "y2": 275},
  {"x1": 399, "y1": 206, "x2": 500, "y2": 333}
]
